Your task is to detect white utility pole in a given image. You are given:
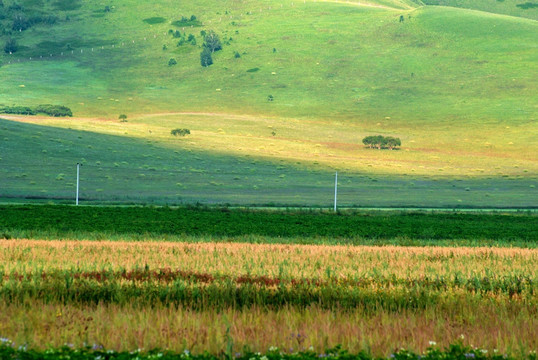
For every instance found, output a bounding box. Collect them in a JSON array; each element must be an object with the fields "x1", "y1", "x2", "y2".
[
  {"x1": 76, "y1": 163, "x2": 81, "y2": 205},
  {"x1": 334, "y1": 171, "x2": 338, "y2": 212}
]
